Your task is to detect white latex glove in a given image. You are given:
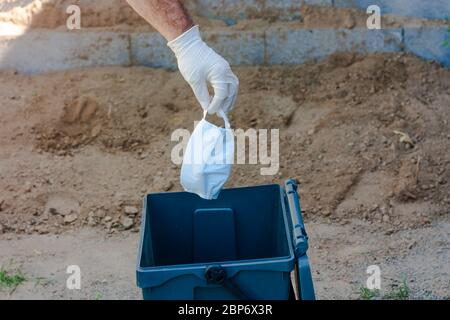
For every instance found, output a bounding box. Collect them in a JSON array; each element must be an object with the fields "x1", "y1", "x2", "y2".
[{"x1": 168, "y1": 25, "x2": 239, "y2": 115}]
